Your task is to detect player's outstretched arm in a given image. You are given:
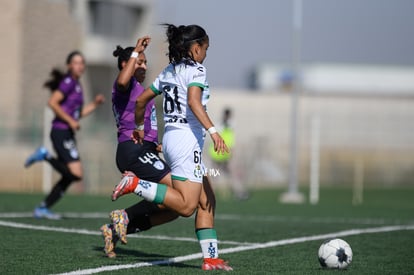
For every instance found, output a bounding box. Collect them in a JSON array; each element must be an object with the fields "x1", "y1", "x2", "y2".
[
  {"x1": 187, "y1": 86, "x2": 229, "y2": 154},
  {"x1": 81, "y1": 94, "x2": 105, "y2": 118}
]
